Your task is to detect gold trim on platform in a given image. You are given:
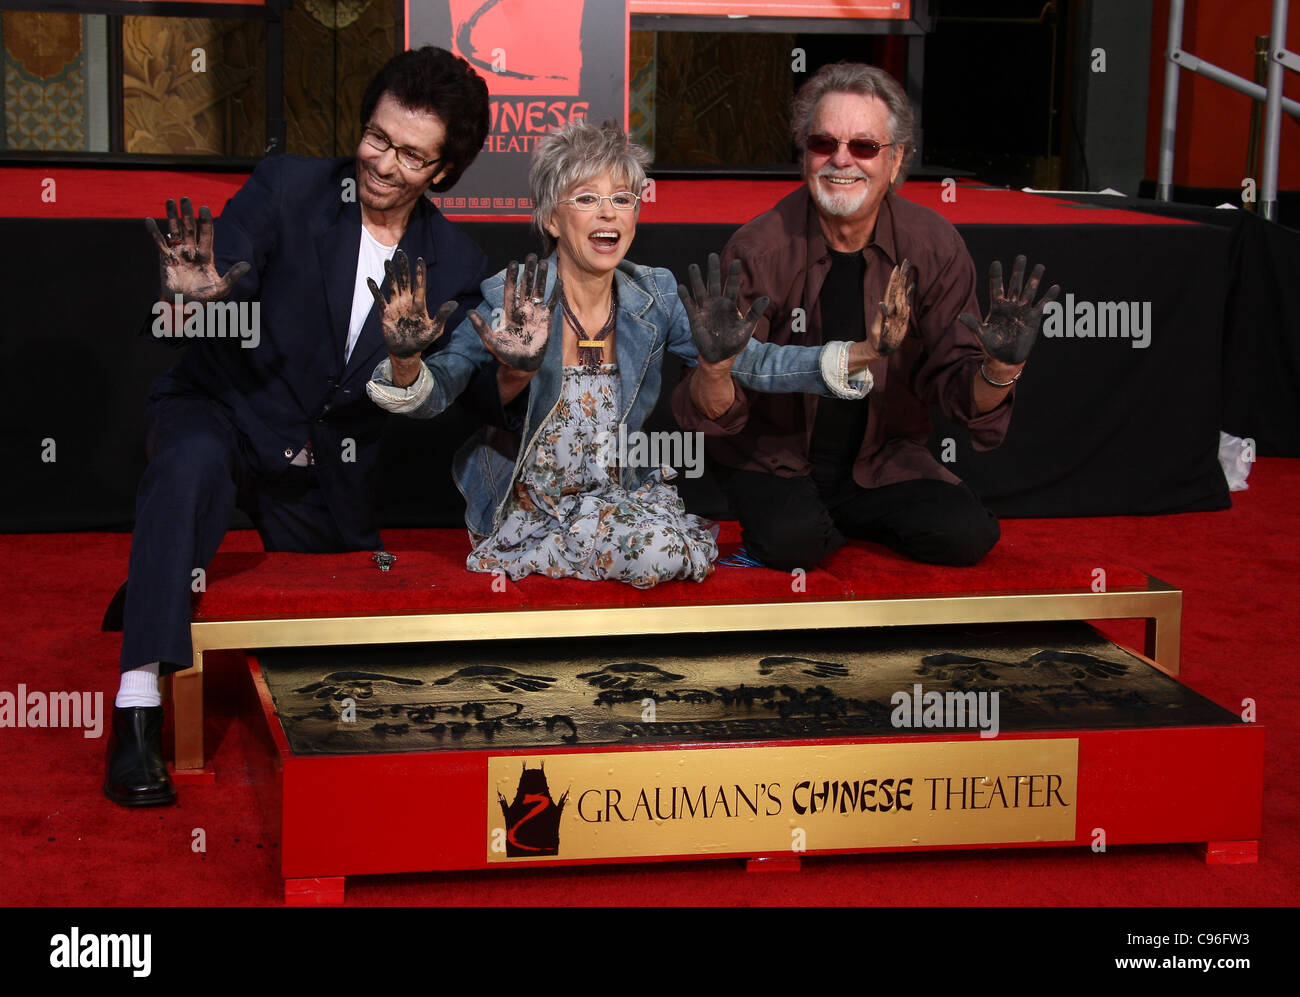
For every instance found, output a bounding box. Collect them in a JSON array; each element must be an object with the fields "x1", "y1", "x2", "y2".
[{"x1": 173, "y1": 577, "x2": 1182, "y2": 771}]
